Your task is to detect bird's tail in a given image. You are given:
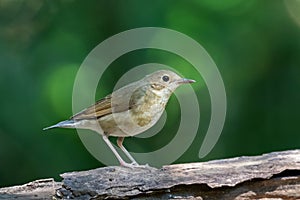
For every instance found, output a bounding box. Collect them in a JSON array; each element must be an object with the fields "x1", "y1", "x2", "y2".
[{"x1": 43, "y1": 120, "x2": 76, "y2": 131}]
